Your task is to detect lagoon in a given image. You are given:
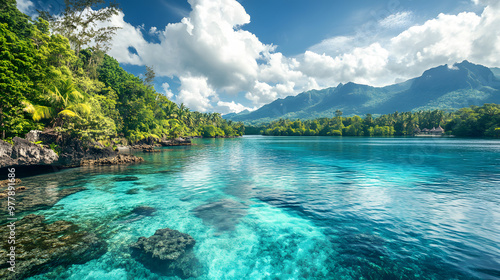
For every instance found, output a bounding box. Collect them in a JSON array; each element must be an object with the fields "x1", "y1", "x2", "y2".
[{"x1": 25, "y1": 136, "x2": 500, "y2": 279}]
